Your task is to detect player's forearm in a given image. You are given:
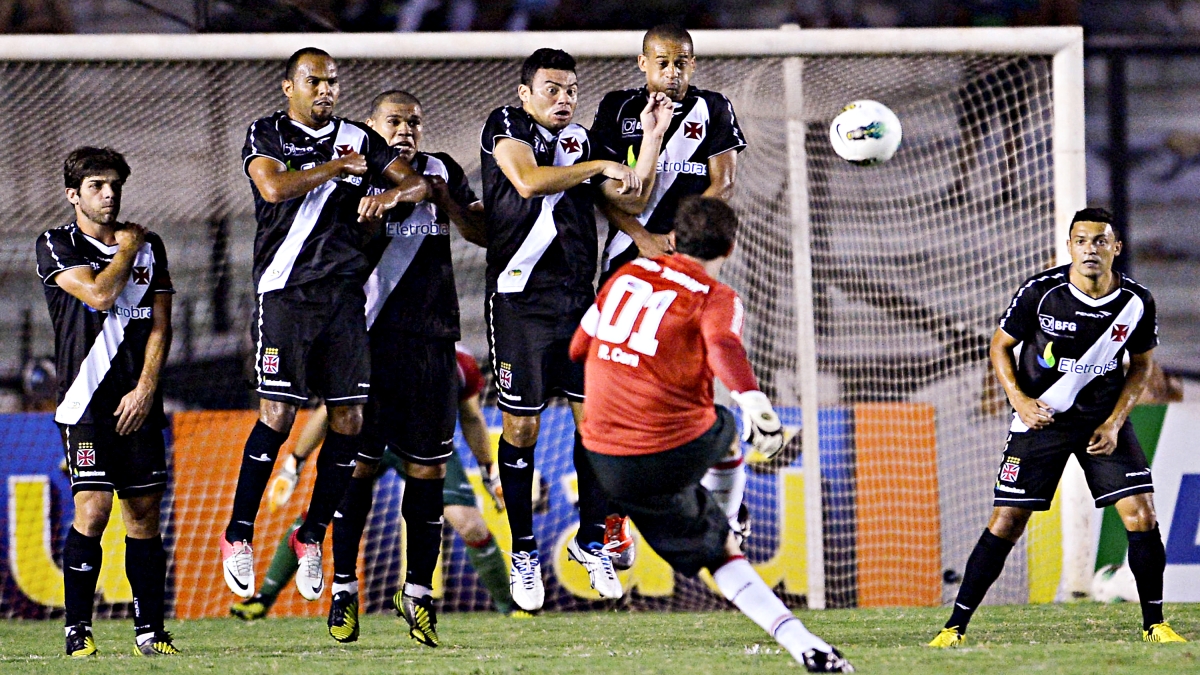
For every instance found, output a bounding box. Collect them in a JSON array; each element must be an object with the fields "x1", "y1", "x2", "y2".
[
  {"x1": 708, "y1": 335, "x2": 759, "y2": 394},
  {"x1": 86, "y1": 243, "x2": 139, "y2": 309},
  {"x1": 601, "y1": 201, "x2": 651, "y2": 241},
  {"x1": 509, "y1": 161, "x2": 604, "y2": 198},
  {"x1": 458, "y1": 406, "x2": 492, "y2": 468},
  {"x1": 619, "y1": 130, "x2": 666, "y2": 212},
  {"x1": 292, "y1": 405, "x2": 329, "y2": 461},
  {"x1": 255, "y1": 162, "x2": 343, "y2": 203},
  {"x1": 702, "y1": 151, "x2": 737, "y2": 201},
  {"x1": 136, "y1": 297, "x2": 172, "y2": 394},
  {"x1": 1107, "y1": 353, "x2": 1155, "y2": 428},
  {"x1": 444, "y1": 202, "x2": 487, "y2": 247},
  {"x1": 990, "y1": 336, "x2": 1029, "y2": 408}
]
